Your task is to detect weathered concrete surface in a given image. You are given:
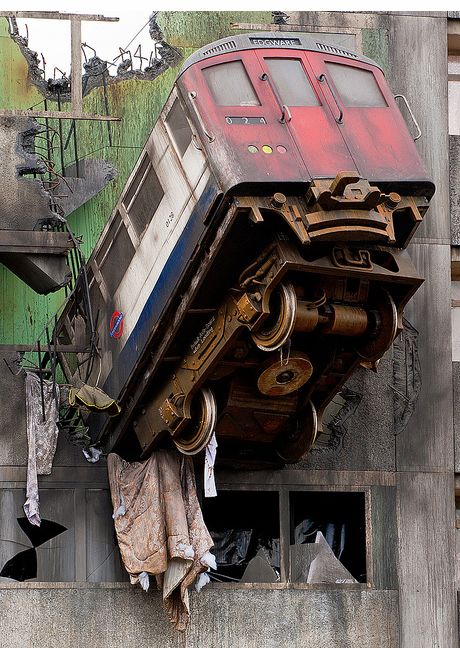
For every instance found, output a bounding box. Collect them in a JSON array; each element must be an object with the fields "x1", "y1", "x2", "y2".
[
  {"x1": 0, "y1": 586, "x2": 398, "y2": 648},
  {"x1": 58, "y1": 159, "x2": 117, "y2": 217},
  {"x1": 450, "y1": 135, "x2": 460, "y2": 245},
  {"x1": 299, "y1": 354, "x2": 396, "y2": 471},
  {"x1": 453, "y1": 361, "x2": 460, "y2": 471},
  {"x1": 0, "y1": 116, "x2": 54, "y2": 231}
]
